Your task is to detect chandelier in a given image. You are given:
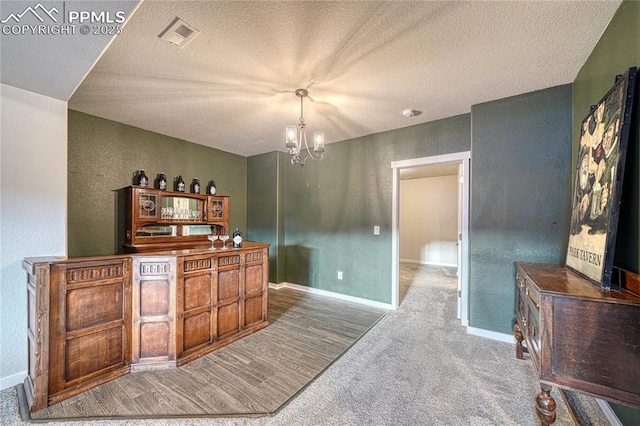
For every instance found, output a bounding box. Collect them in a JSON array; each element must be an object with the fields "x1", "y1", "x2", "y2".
[{"x1": 285, "y1": 88, "x2": 325, "y2": 165}]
